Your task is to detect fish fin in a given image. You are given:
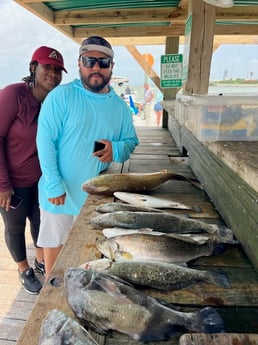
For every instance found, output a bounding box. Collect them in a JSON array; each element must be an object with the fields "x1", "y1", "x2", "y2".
[
  {"x1": 191, "y1": 205, "x2": 202, "y2": 212},
  {"x1": 189, "y1": 178, "x2": 204, "y2": 190},
  {"x1": 189, "y1": 306, "x2": 224, "y2": 333},
  {"x1": 109, "y1": 248, "x2": 116, "y2": 262},
  {"x1": 164, "y1": 233, "x2": 209, "y2": 244},
  {"x1": 216, "y1": 225, "x2": 238, "y2": 244},
  {"x1": 94, "y1": 274, "x2": 132, "y2": 303},
  {"x1": 137, "y1": 227, "x2": 154, "y2": 233},
  {"x1": 207, "y1": 270, "x2": 231, "y2": 289},
  {"x1": 120, "y1": 251, "x2": 134, "y2": 260}
]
